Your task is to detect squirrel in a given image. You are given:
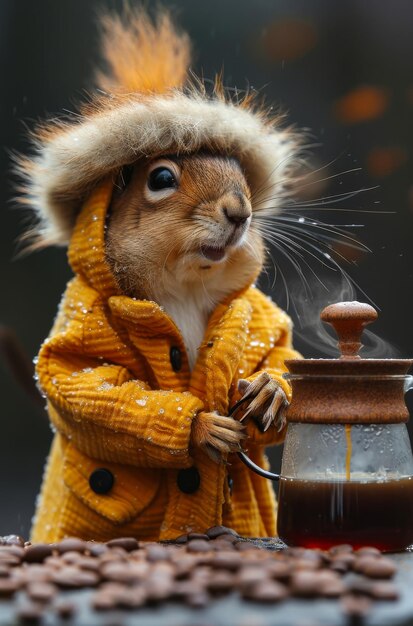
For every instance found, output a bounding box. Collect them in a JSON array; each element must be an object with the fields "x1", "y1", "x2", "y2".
[
  {"x1": 106, "y1": 153, "x2": 288, "y2": 462},
  {"x1": 18, "y1": 7, "x2": 301, "y2": 541}
]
